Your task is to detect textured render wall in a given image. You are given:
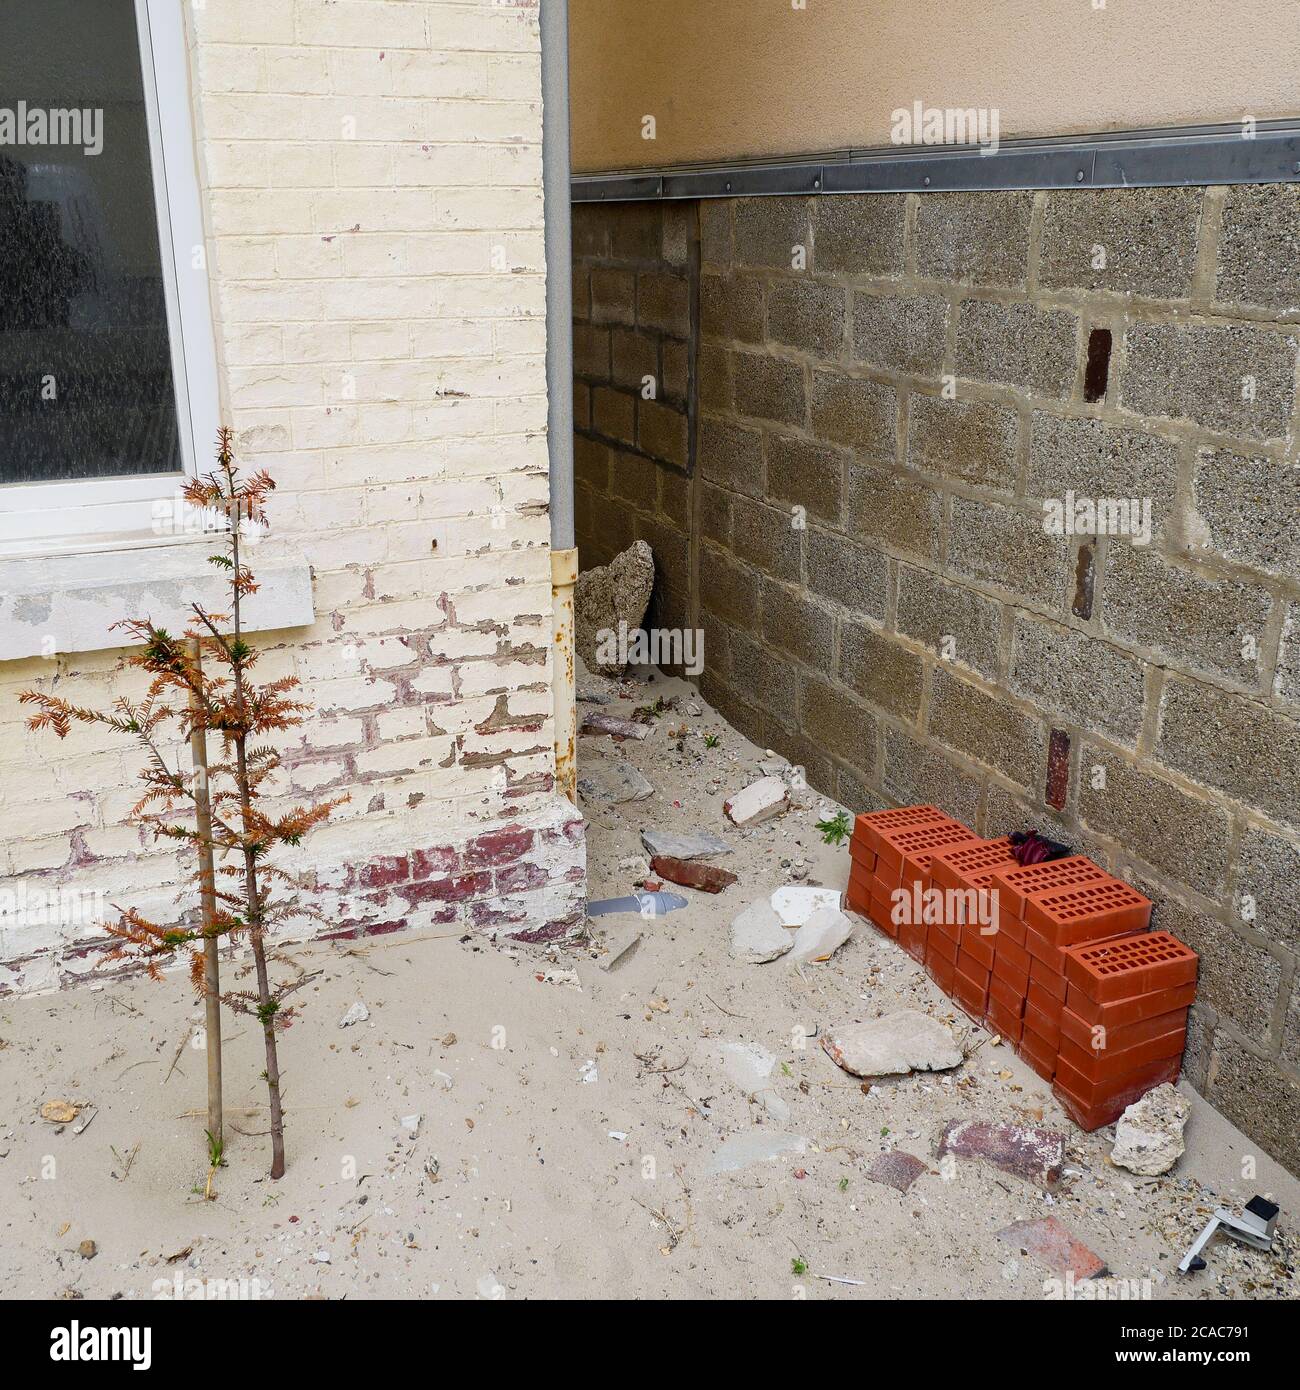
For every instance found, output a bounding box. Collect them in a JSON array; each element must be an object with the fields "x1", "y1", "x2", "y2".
[
  {"x1": 568, "y1": 0, "x2": 1300, "y2": 172},
  {"x1": 574, "y1": 186, "x2": 1300, "y2": 1173},
  {"x1": 0, "y1": 0, "x2": 584, "y2": 994}
]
